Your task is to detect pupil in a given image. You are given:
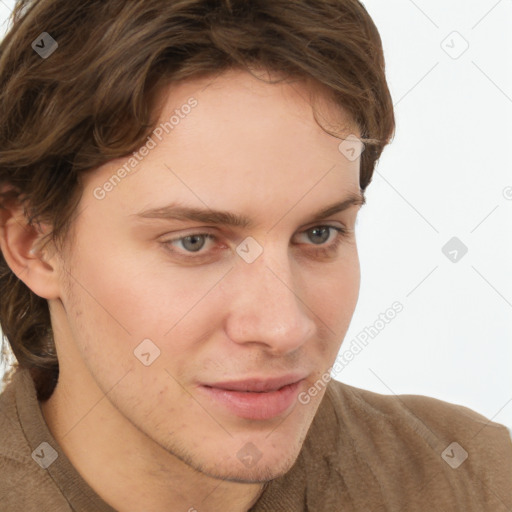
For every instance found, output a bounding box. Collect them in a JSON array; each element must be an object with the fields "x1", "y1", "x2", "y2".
[
  {"x1": 184, "y1": 235, "x2": 205, "y2": 252},
  {"x1": 310, "y1": 227, "x2": 329, "y2": 244}
]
